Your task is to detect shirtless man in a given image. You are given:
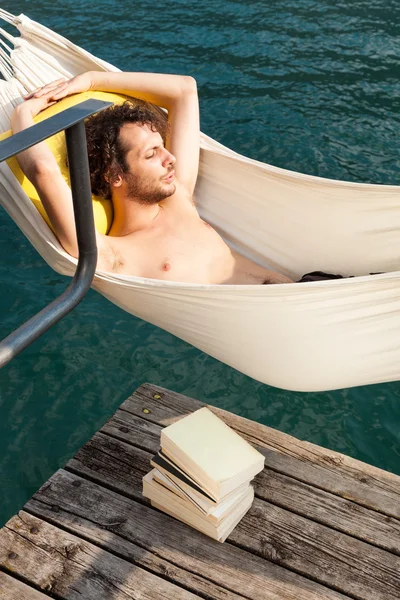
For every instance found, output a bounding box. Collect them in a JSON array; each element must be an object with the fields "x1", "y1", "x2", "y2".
[{"x1": 11, "y1": 71, "x2": 293, "y2": 284}]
